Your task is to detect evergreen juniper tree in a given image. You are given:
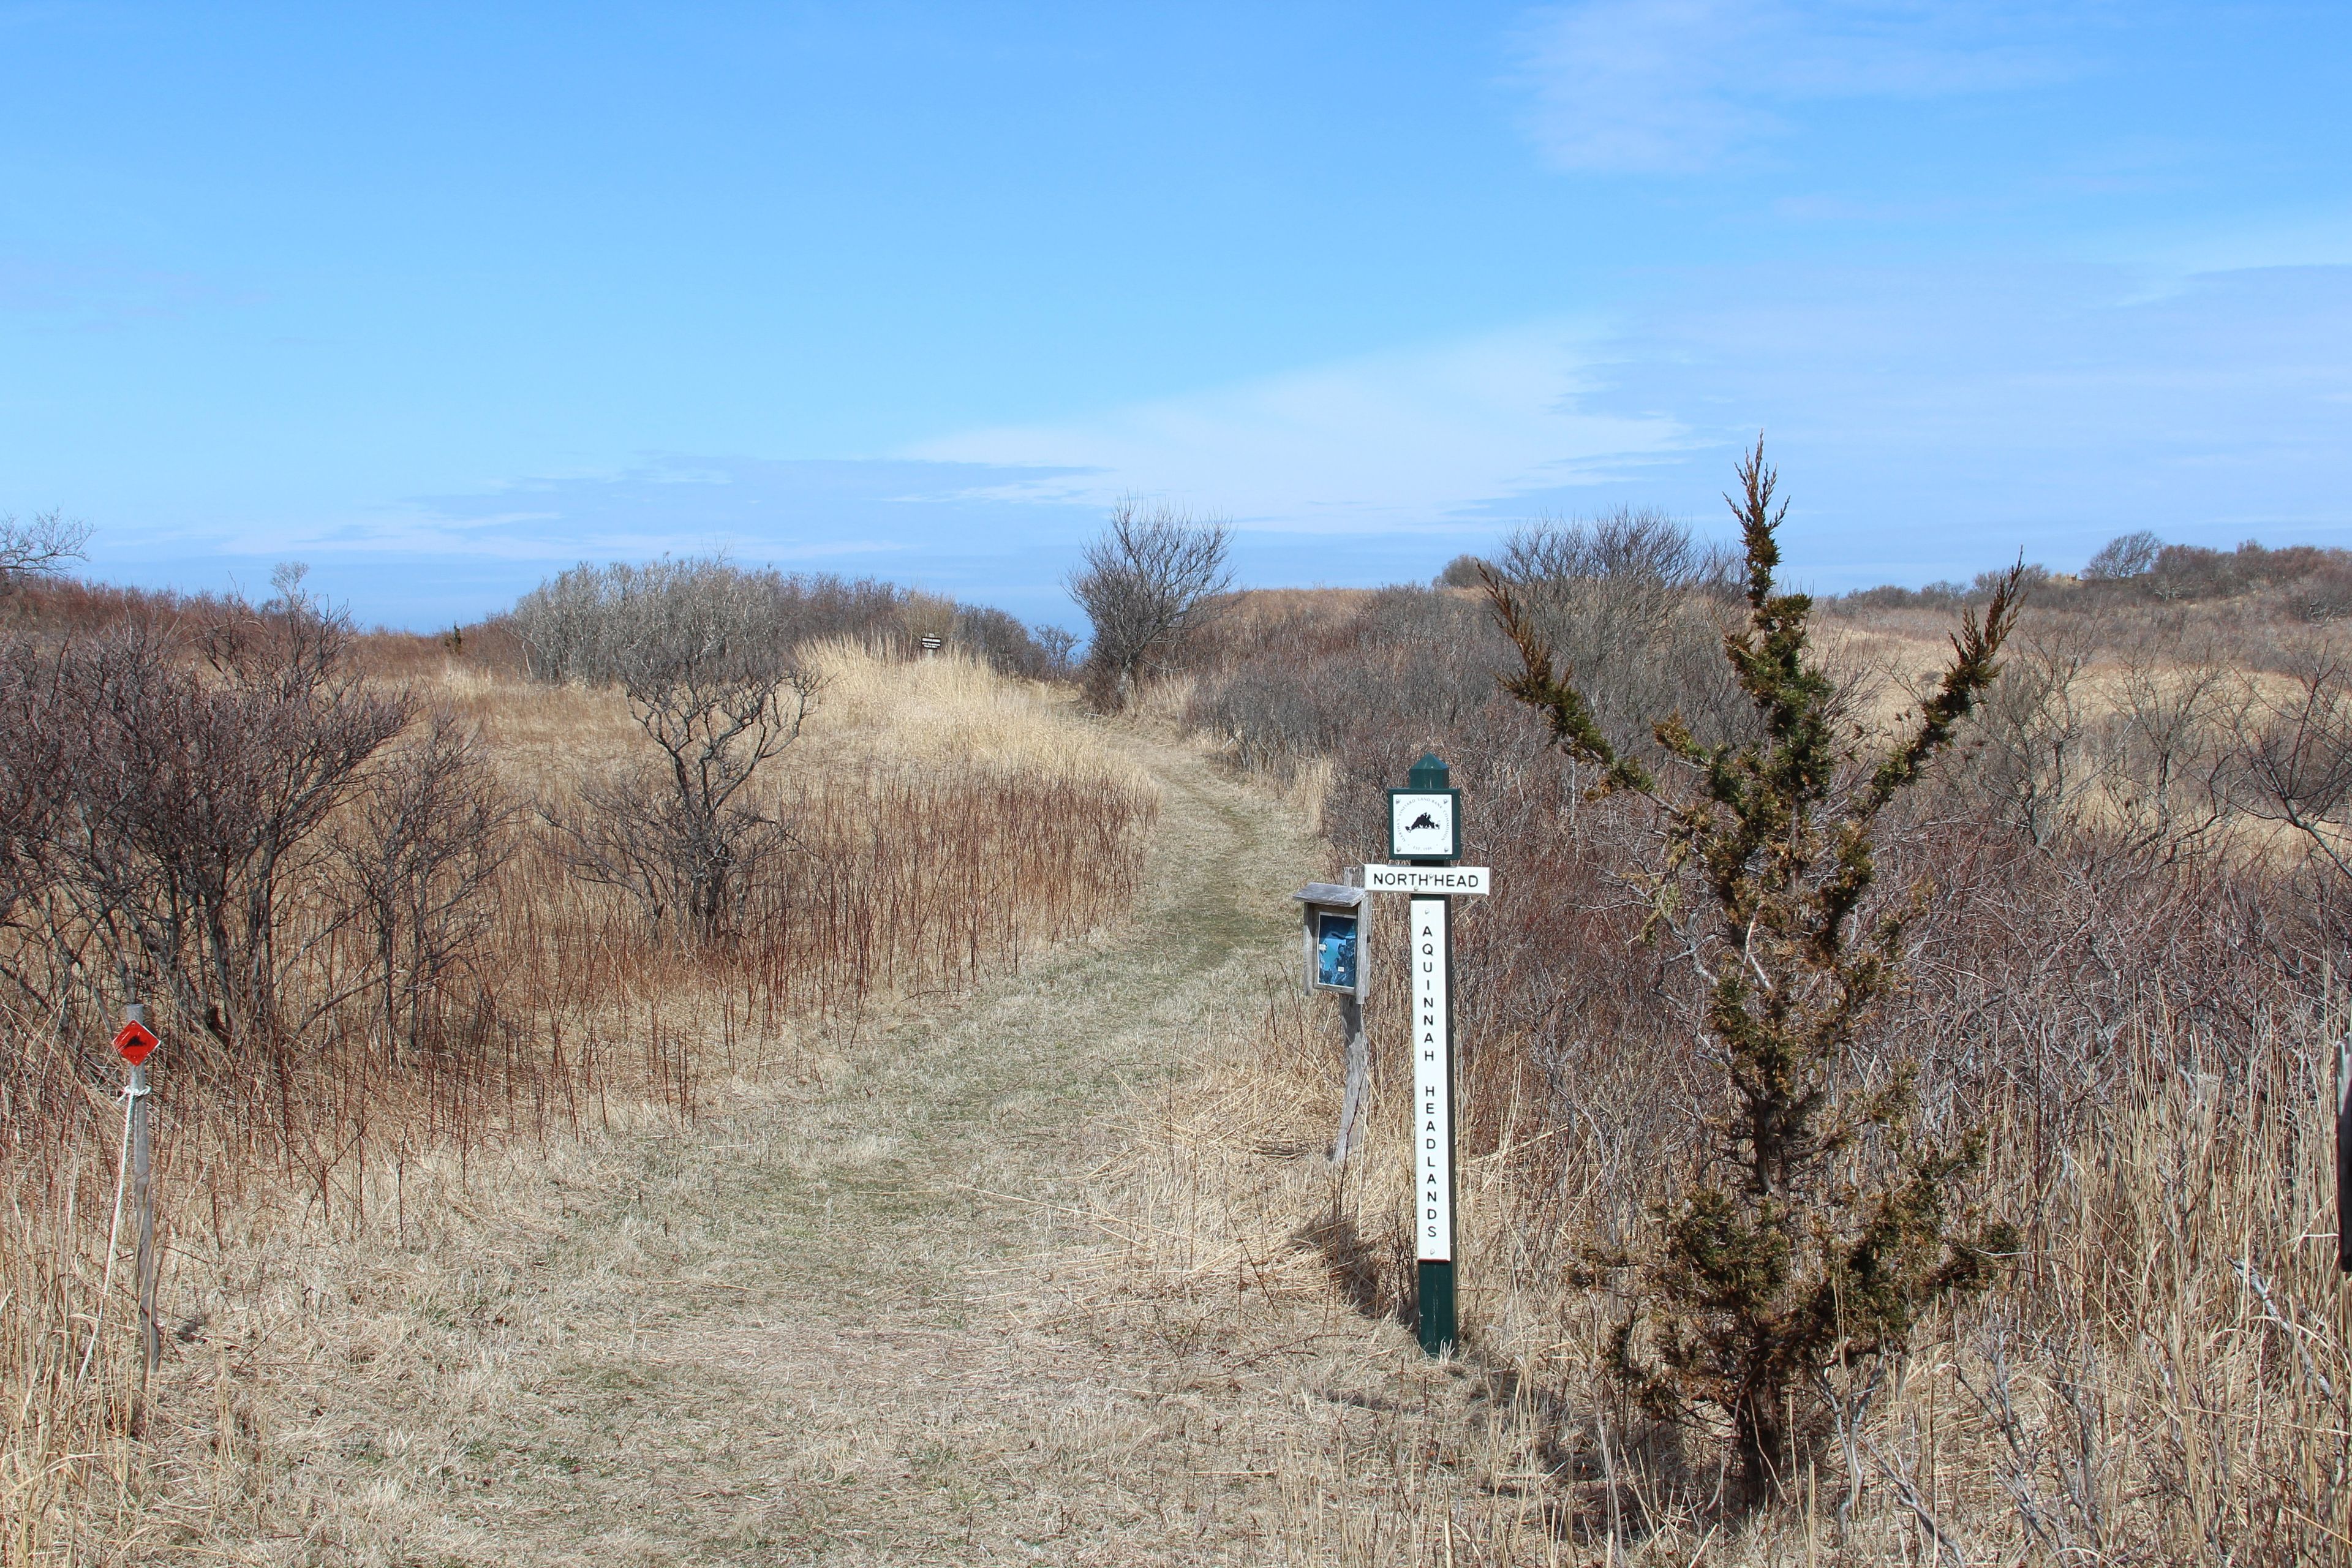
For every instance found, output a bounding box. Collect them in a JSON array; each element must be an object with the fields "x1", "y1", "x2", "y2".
[{"x1": 1485, "y1": 439, "x2": 2023, "y2": 1507}]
